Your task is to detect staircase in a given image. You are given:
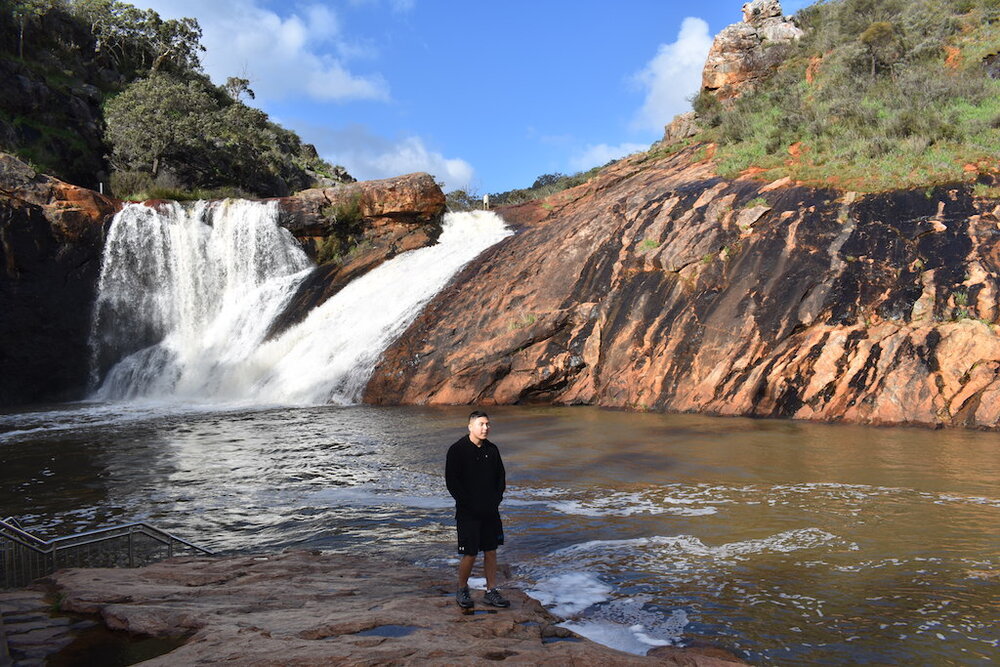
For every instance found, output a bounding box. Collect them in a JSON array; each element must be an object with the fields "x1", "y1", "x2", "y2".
[{"x1": 0, "y1": 517, "x2": 214, "y2": 589}]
